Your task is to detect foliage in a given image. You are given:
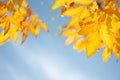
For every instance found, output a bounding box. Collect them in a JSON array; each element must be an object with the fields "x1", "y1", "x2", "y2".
[
  {"x1": 0, "y1": 0, "x2": 120, "y2": 62},
  {"x1": 0, "y1": 0, "x2": 49, "y2": 45},
  {"x1": 52, "y1": 0, "x2": 120, "y2": 62}
]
